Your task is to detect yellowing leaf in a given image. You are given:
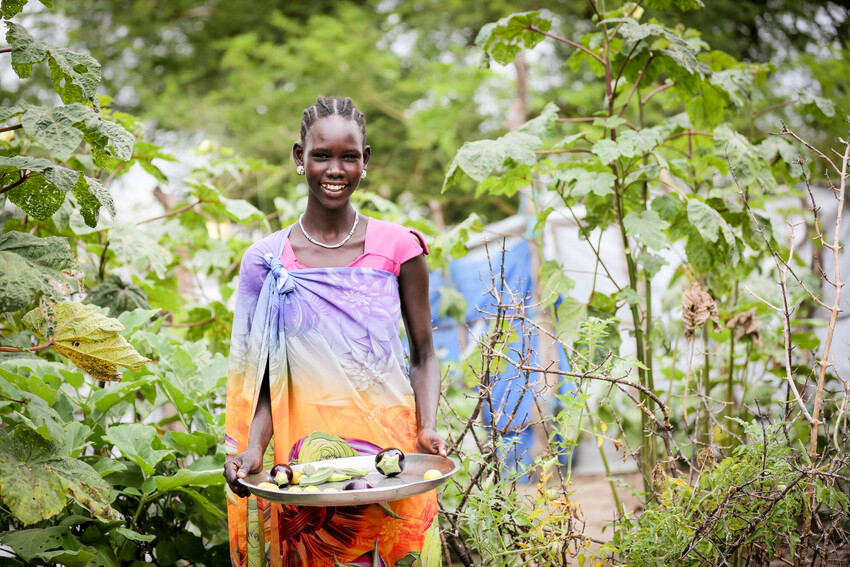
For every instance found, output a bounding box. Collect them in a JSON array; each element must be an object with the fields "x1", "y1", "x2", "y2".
[{"x1": 23, "y1": 301, "x2": 149, "y2": 382}]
